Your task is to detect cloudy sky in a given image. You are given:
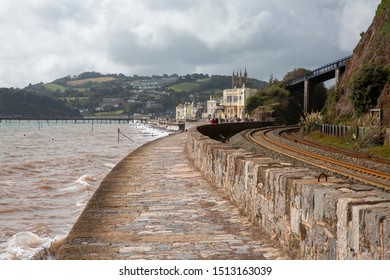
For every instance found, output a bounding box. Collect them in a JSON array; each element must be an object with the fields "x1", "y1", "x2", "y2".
[{"x1": 0, "y1": 0, "x2": 381, "y2": 88}]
